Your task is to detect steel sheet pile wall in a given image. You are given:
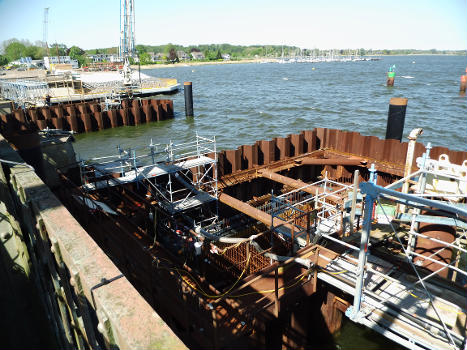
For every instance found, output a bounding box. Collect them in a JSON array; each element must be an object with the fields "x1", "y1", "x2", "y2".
[
  {"x1": 0, "y1": 98, "x2": 173, "y2": 134},
  {"x1": 217, "y1": 128, "x2": 467, "y2": 185},
  {"x1": 0, "y1": 134, "x2": 186, "y2": 350}
]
